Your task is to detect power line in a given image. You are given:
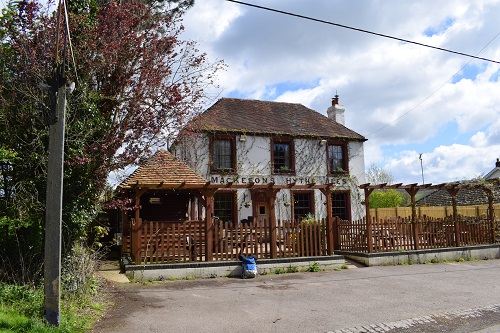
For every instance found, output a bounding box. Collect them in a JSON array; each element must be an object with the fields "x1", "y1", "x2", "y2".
[
  {"x1": 63, "y1": 0, "x2": 79, "y2": 85},
  {"x1": 366, "y1": 30, "x2": 500, "y2": 137},
  {"x1": 226, "y1": 0, "x2": 500, "y2": 136},
  {"x1": 226, "y1": 0, "x2": 500, "y2": 65}
]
